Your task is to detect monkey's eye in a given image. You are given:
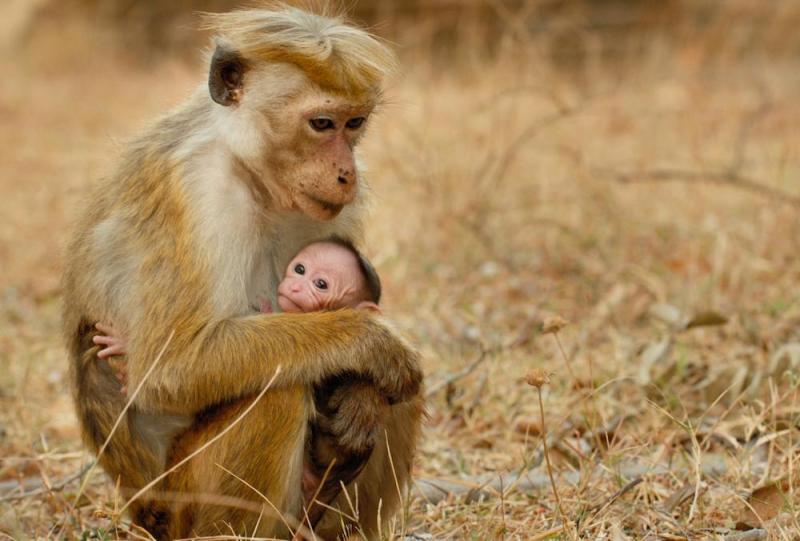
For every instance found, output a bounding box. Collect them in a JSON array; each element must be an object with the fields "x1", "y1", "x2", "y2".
[
  {"x1": 314, "y1": 279, "x2": 328, "y2": 290},
  {"x1": 345, "y1": 117, "x2": 366, "y2": 130},
  {"x1": 294, "y1": 264, "x2": 305, "y2": 275},
  {"x1": 309, "y1": 117, "x2": 335, "y2": 131}
]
